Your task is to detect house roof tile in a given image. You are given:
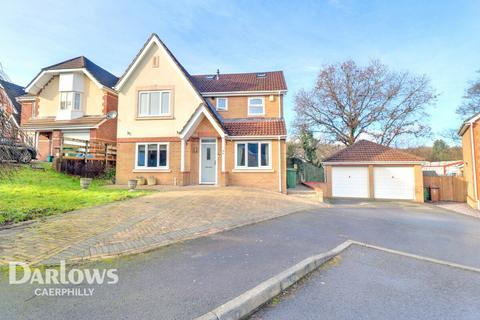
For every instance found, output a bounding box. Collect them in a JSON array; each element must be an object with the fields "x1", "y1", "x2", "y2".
[
  {"x1": 33, "y1": 56, "x2": 118, "y2": 89},
  {"x1": 323, "y1": 140, "x2": 424, "y2": 162},
  {"x1": 223, "y1": 118, "x2": 286, "y2": 136},
  {"x1": 191, "y1": 71, "x2": 287, "y2": 93}
]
